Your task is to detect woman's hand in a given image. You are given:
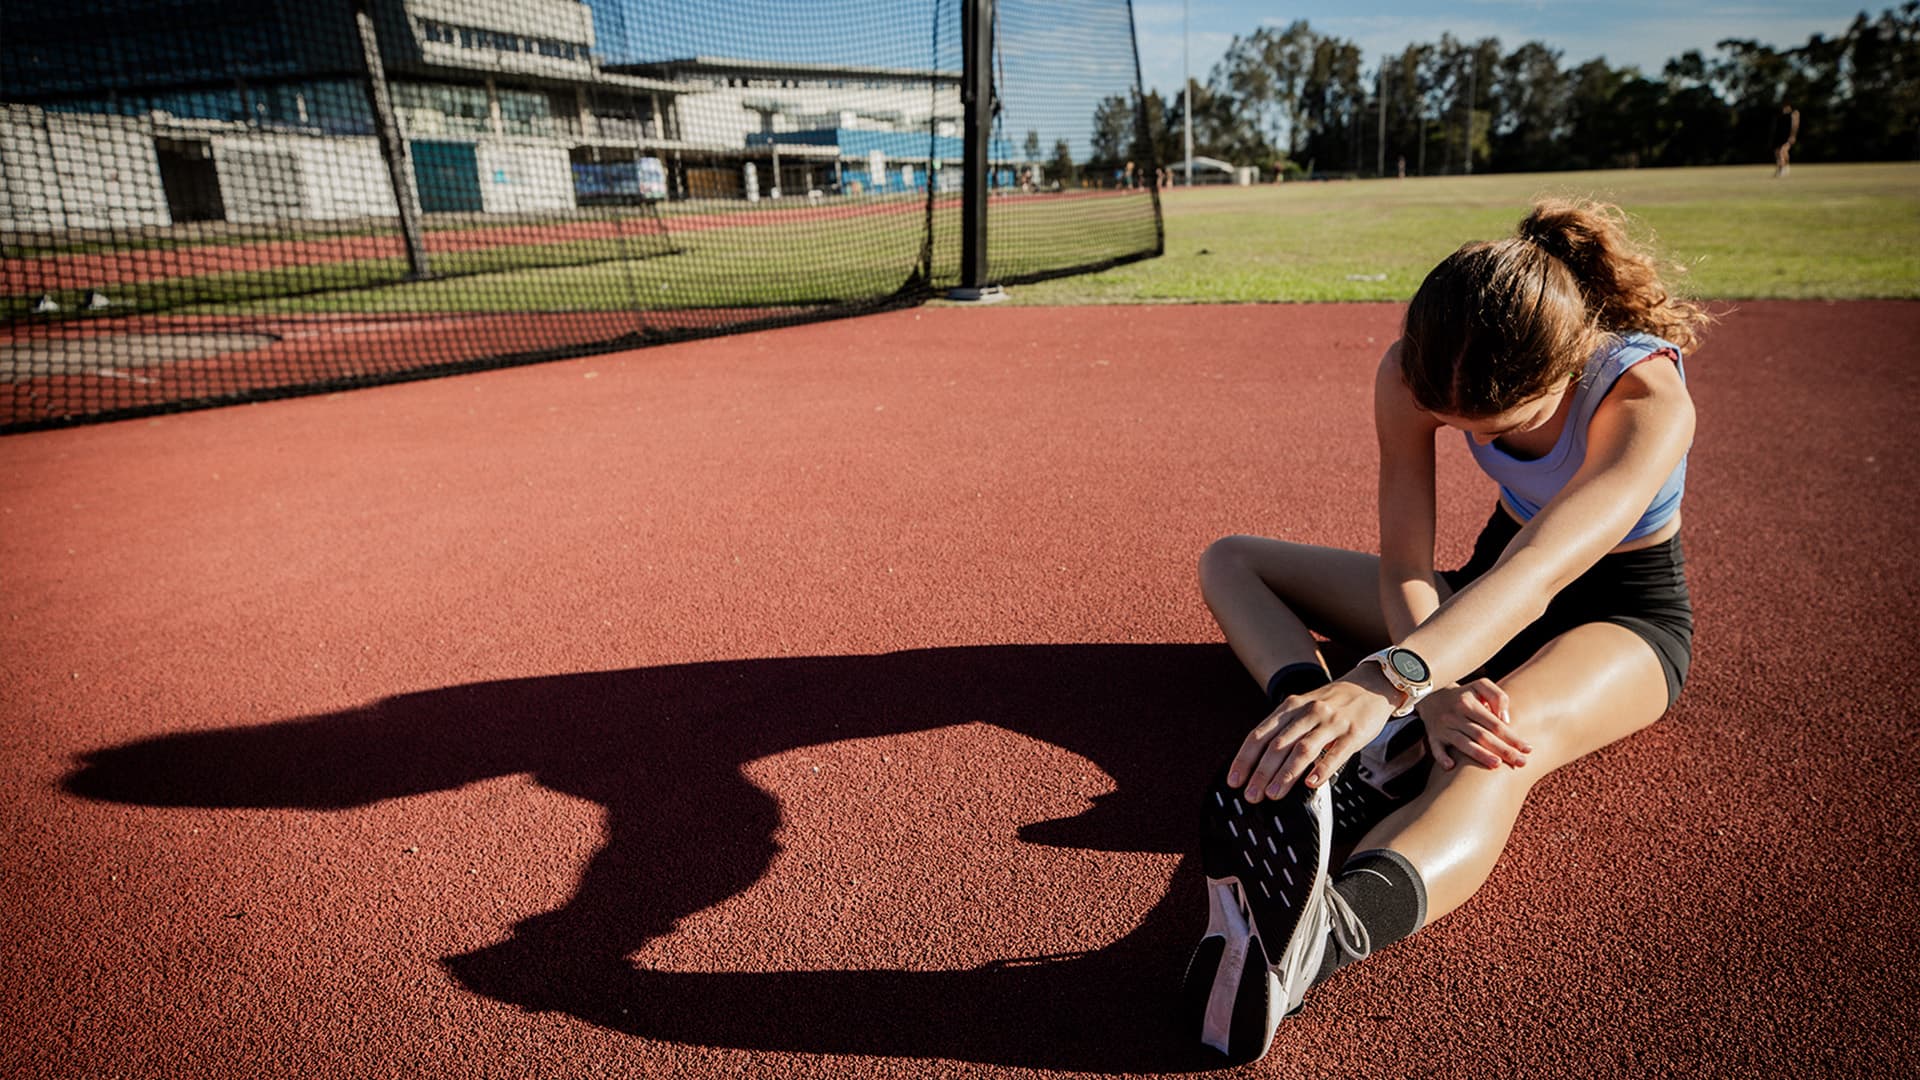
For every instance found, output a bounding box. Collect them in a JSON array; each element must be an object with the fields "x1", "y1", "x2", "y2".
[
  {"x1": 1227, "y1": 670, "x2": 1399, "y2": 803},
  {"x1": 1417, "y1": 677, "x2": 1532, "y2": 771}
]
